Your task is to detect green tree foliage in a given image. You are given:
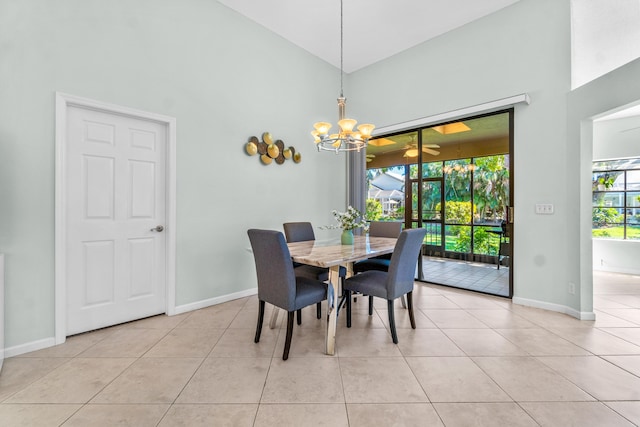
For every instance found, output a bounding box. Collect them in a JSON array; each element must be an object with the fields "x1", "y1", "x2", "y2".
[
  {"x1": 421, "y1": 181, "x2": 441, "y2": 219},
  {"x1": 441, "y1": 201, "x2": 476, "y2": 224},
  {"x1": 472, "y1": 228, "x2": 492, "y2": 254},
  {"x1": 592, "y1": 171, "x2": 621, "y2": 191},
  {"x1": 367, "y1": 155, "x2": 509, "y2": 255},
  {"x1": 473, "y1": 156, "x2": 509, "y2": 221},
  {"x1": 422, "y1": 161, "x2": 443, "y2": 178},
  {"x1": 592, "y1": 207, "x2": 623, "y2": 226},
  {"x1": 439, "y1": 201, "x2": 476, "y2": 253},
  {"x1": 366, "y1": 199, "x2": 382, "y2": 221},
  {"x1": 448, "y1": 226, "x2": 494, "y2": 254},
  {"x1": 444, "y1": 160, "x2": 471, "y2": 202},
  {"x1": 392, "y1": 206, "x2": 405, "y2": 220}
]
